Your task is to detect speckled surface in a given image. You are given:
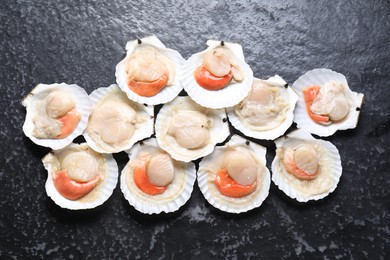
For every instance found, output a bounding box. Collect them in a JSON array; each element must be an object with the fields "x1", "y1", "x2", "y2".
[{"x1": 1, "y1": 0, "x2": 389, "y2": 259}]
